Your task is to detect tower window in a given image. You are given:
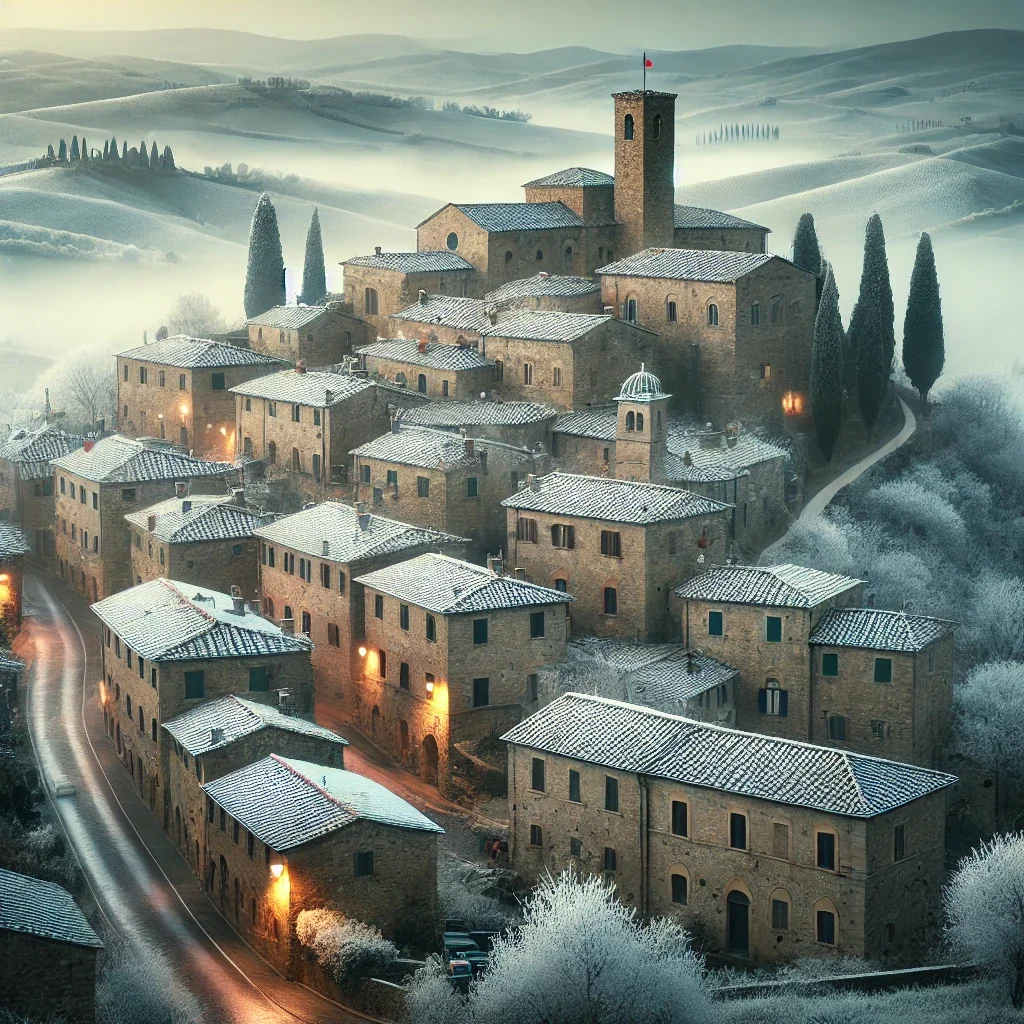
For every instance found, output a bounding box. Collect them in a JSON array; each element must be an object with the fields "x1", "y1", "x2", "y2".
[
  {"x1": 364, "y1": 287, "x2": 379, "y2": 315},
  {"x1": 707, "y1": 303, "x2": 719, "y2": 327},
  {"x1": 653, "y1": 114, "x2": 662, "y2": 140},
  {"x1": 446, "y1": 232, "x2": 459, "y2": 251},
  {"x1": 625, "y1": 411, "x2": 635, "y2": 431},
  {"x1": 505, "y1": 250, "x2": 513, "y2": 264},
  {"x1": 666, "y1": 300, "x2": 677, "y2": 323},
  {"x1": 625, "y1": 298, "x2": 638, "y2": 323},
  {"x1": 624, "y1": 114, "x2": 634, "y2": 140},
  {"x1": 535, "y1": 249, "x2": 544, "y2": 262},
  {"x1": 636, "y1": 413, "x2": 644, "y2": 431}
]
